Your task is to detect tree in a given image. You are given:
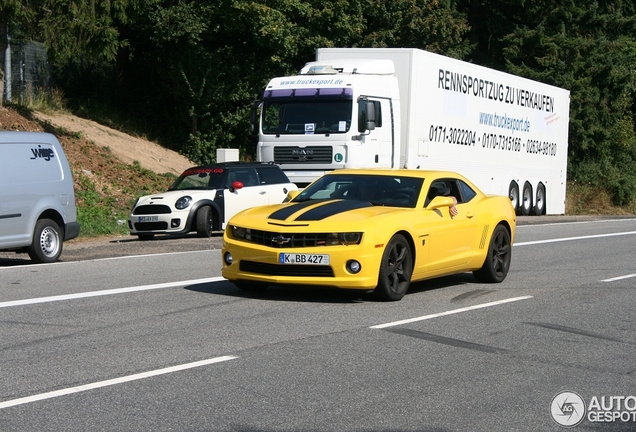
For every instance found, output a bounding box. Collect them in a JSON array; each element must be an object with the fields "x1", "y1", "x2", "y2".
[{"x1": 500, "y1": 1, "x2": 636, "y2": 205}]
